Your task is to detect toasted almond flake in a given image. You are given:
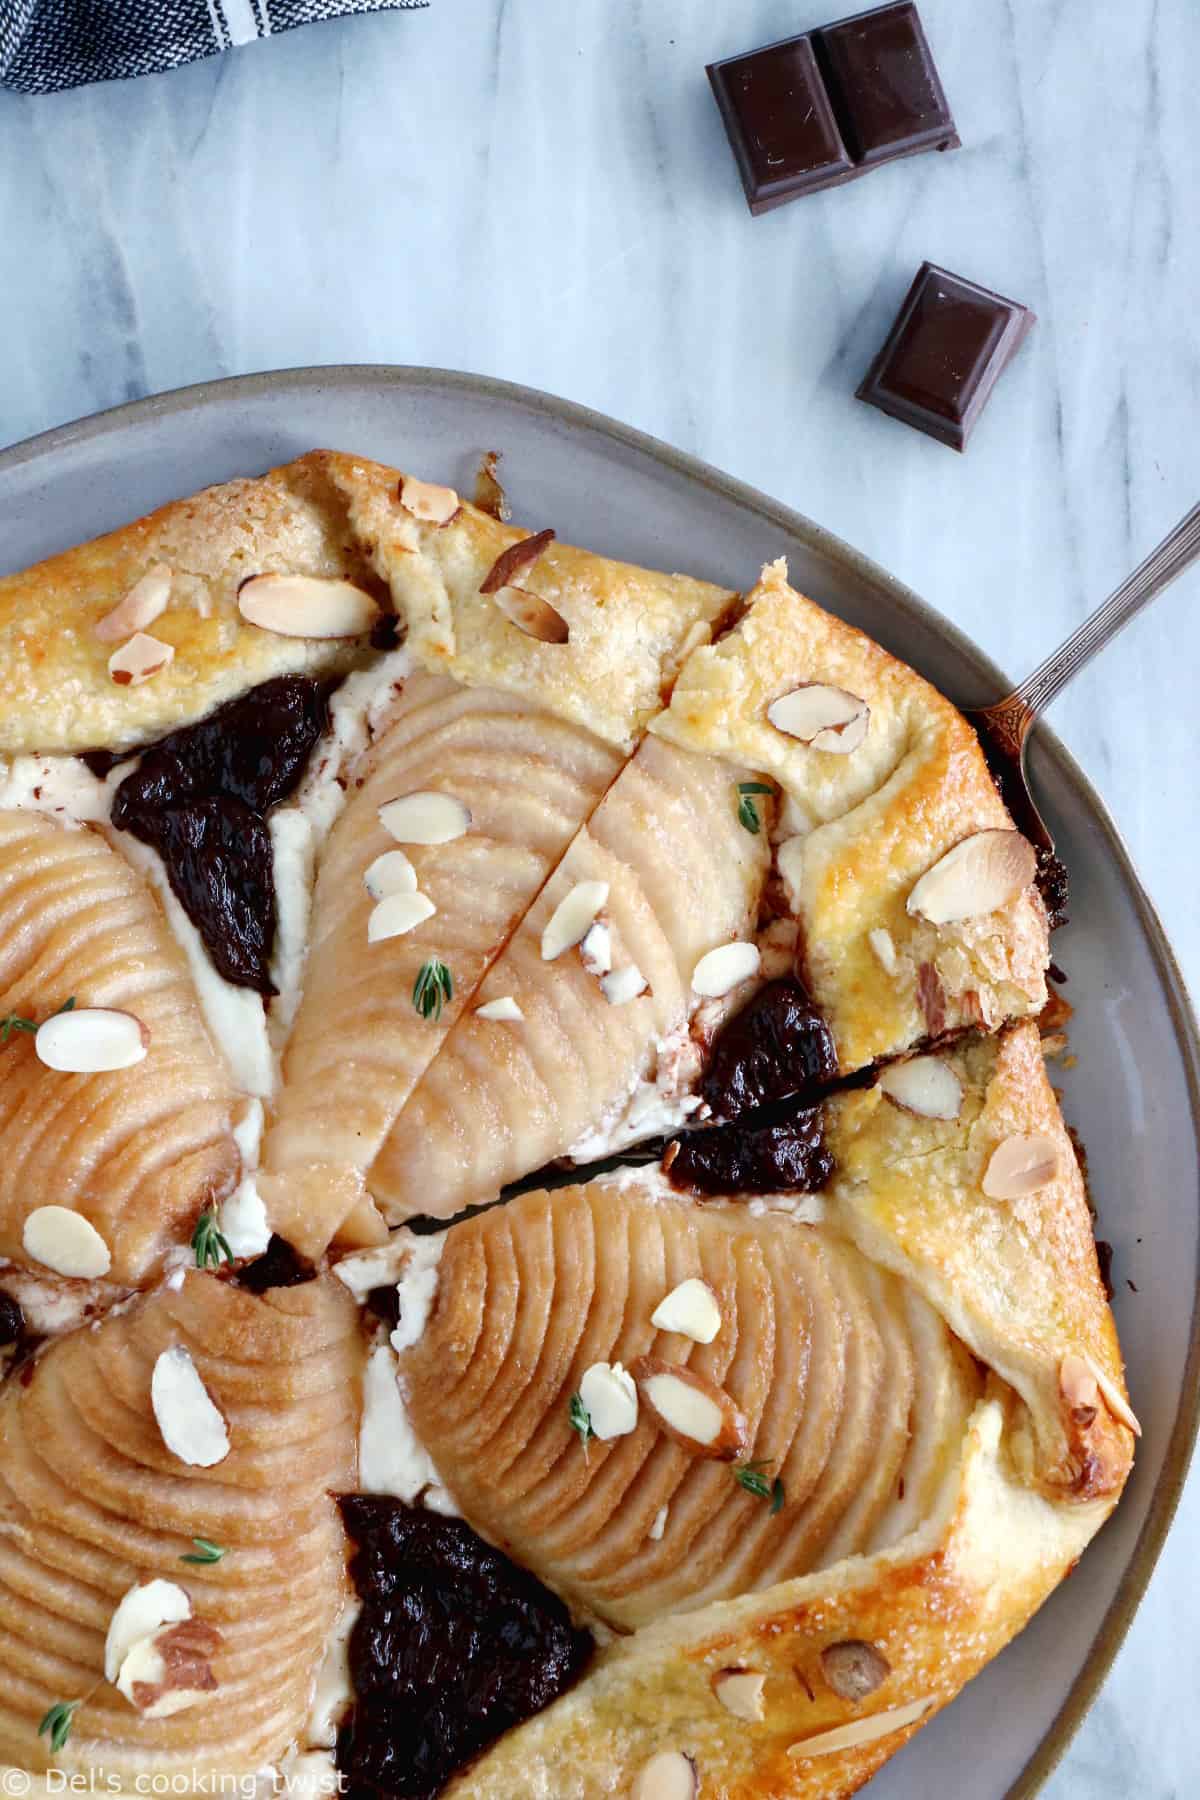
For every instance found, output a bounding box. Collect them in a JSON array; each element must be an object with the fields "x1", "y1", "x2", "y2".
[
  {"x1": 108, "y1": 631, "x2": 175, "y2": 686},
  {"x1": 479, "y1": 528, "x2": 556, "y2": 594},
  {"x1": 35, "y1": 1006, "x2": 148, "y2": 1073},
  {"x1": 788, "y1": 1697, "x2": 934, "y2": 1759},
  {"x1": 691, "y1": 940, "x2": 760, "y2": 999},
  {"x1": 473, "y1": 451, "x2": 510, "y2": 521},
  {"x1": 648, "y1": 1504, "x2": 669, "y2": 1541},
  {"x1": 631, "y1": 1357, "x2": 747, "y2": 1459},
  {"x1": 820, "y1": 1640, "x2": 892, "y2": 1702},
  {"x1": 541, "y1": 880, "x2": 609, "y2": 962},
  {"x1": 631, "y1": 1750, "x2": 697, "y2": 1800},
  {"x1": 878, "y1": 1057, "x2": 963, "y2": 1121},
  {"x1": 1090, "y1": 1359, "x2": 1142, "y2": 1438},
  {"x1": 237, "y1": 573, "x2": 379, "y2": 639},
  {"x1": 600, "y1": 964, "x2": 648, "y2": 1006},
  {"x1": 907, "y1": 829, "x2": 1037, "y2": 926},
  {"x1": 95, "y1": 565, "x2": 171, "y2": 642},
  {"x1": 367, "y1": 892, "x2": 436, "y2": 944},
  {"x1": 714, "y1": 1669, "x2": 767, "y2": 1722},
  {"x1": 151, "y1": 1347, "x2": 230, "y2": 1468},
  {"x1": 378, "y1": 790, "x2": 472, "y2": 845},
  {"x1": 364, "y1": 849, "x2": 418, "y2": 899},
  {"x1": 475, "y1": 996, "x2": 525, "y2": 1023},
  {"x1": 491, "y1": 585, "x2": 570, "y2": 644},
  {"x1": 105, "y1": 1581, "x2": 191, "y2": 1684},
  {"x1": 579, "y1": 918, "x2": 613, "y2": 976},
  {"x1": 22, "y1": 1205, "x2": 112, "y2": 1279},
  {"x1": 868, "y1": 926, "x2": 898, "y2": 975},
  {"x1": 119, "y1": 1617, "x2": 221, "y2": 1718},
  {"x1": 1063, "y1": 1354, "x2": 1141, "y2": 1438},
  {"x1": 650, "y1": 1278, "x2": 722, "y2": 1345},
  {"x1": 578, "y1": 1361, "x2": 639, "y2": 1440},
  {"x1": 982, "y1": 1132, "x2": 1060, "y2": 1200},
  {"x1": 398, "y1": 475, "x2": 460, "y2": 526},
  {"x1": 767, "y1": 683, "x2": 869, "y2": 753}
]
